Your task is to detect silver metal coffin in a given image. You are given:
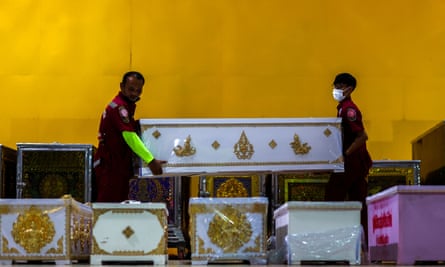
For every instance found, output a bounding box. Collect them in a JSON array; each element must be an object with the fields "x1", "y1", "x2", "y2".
[{"x1": 139, "y1": 118, "x2": 343, "y2": 176}]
